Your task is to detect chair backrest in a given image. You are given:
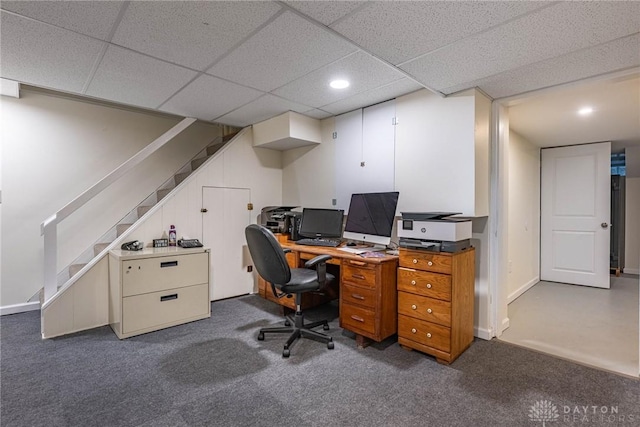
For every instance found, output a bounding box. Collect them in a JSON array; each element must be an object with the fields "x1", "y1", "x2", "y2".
[{"x1": 245, "y1": 224, "x2": 291, "y2": 285}]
